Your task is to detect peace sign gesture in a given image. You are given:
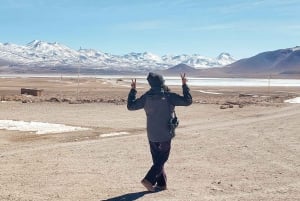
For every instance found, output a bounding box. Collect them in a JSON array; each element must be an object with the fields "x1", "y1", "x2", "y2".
[
  {"x1": 180, "y1": 73, "x2": 187, "y2": 85},
  {"x1": 131, "y1": 79, "x2": 136, "y2": 89}
]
